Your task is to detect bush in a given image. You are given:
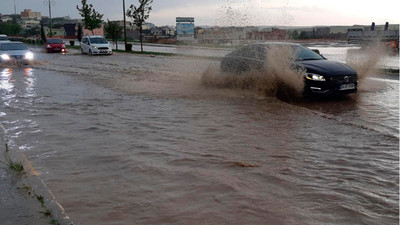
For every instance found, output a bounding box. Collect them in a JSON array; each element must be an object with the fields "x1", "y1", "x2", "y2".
[
  {"x1": 125, "y1": 43, "x2": 132, "y2": 52},
  {"x1": 70, "y1": 40, "x2": 75, "y2": 46}
]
